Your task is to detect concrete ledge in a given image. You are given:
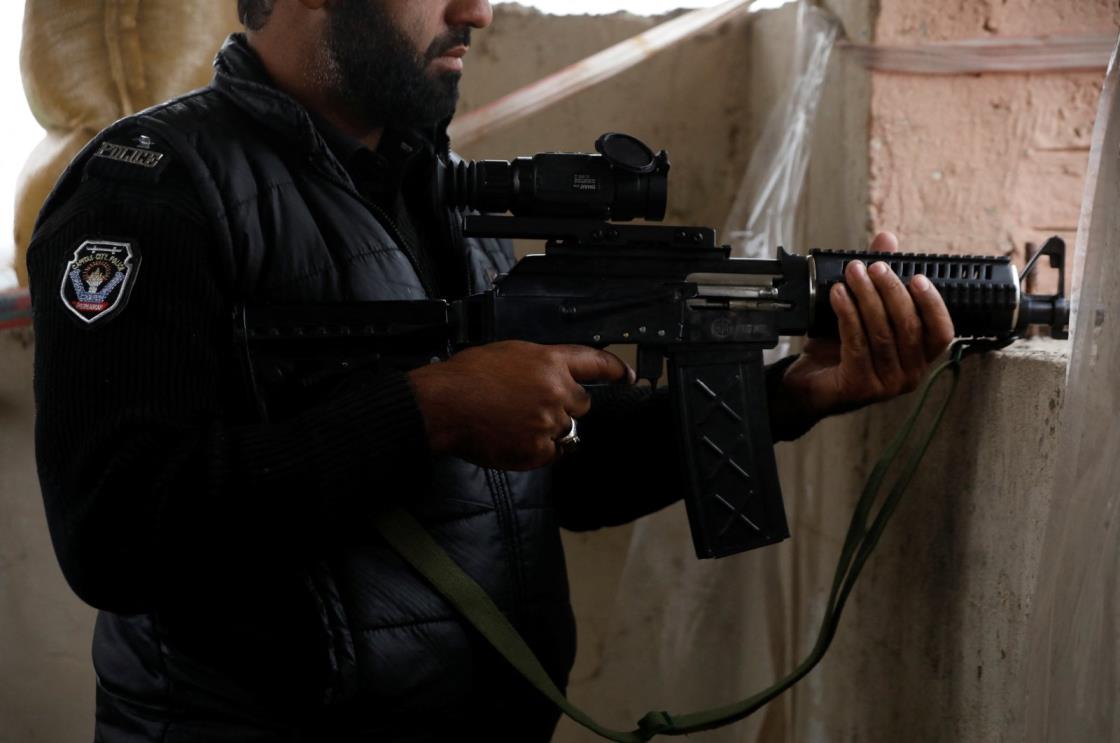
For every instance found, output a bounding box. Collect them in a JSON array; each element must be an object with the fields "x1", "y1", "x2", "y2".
[
  {"x1": 557, "y1": 340, "x2": 1069, "y2": 742},
  {"x1": 782, "y1": 340, "x2": 1068, "y2": 741}
]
